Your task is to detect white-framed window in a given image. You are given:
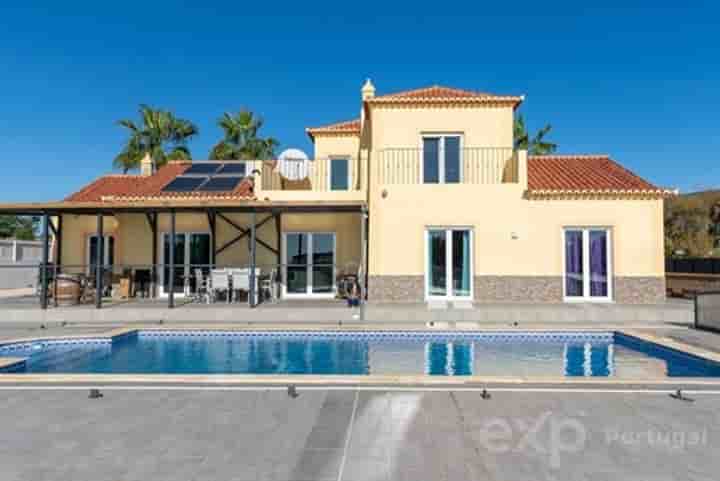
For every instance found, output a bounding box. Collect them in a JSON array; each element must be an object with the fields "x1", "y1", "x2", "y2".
[
  {"x1": 282, "y1": 232, "x2": 336, "y2": 298},
  {"x1": 425, "y1": 227, "x2": 473, "y2": 300},
  {"x1": 87, "y1": 235, "x2": 114, "y2": 274},
  {"x1": 563, "y1": 227, "x2": 612, "y2": 301},
  {"x1": 328, "y1": 157, "x2": 351, "y2": 191},
  {"x1": 422, "y1": 134, "x2": 463, "y2": 184}
]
